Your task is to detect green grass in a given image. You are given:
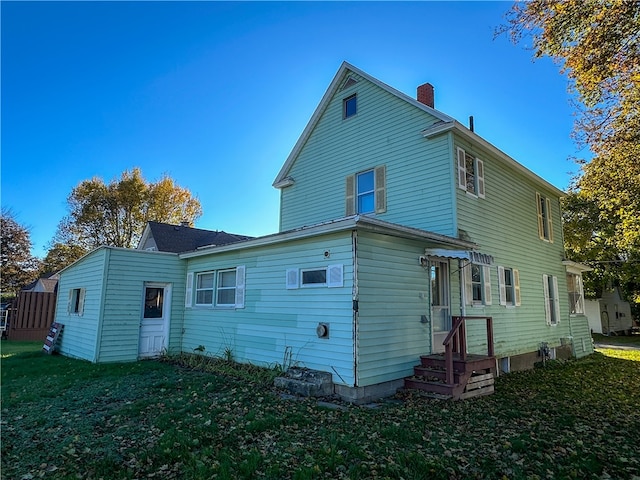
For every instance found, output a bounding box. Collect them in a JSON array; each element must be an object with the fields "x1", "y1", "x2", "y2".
[{"x1": 2, "y1": 342, "x2": 639, "y2": 479}]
